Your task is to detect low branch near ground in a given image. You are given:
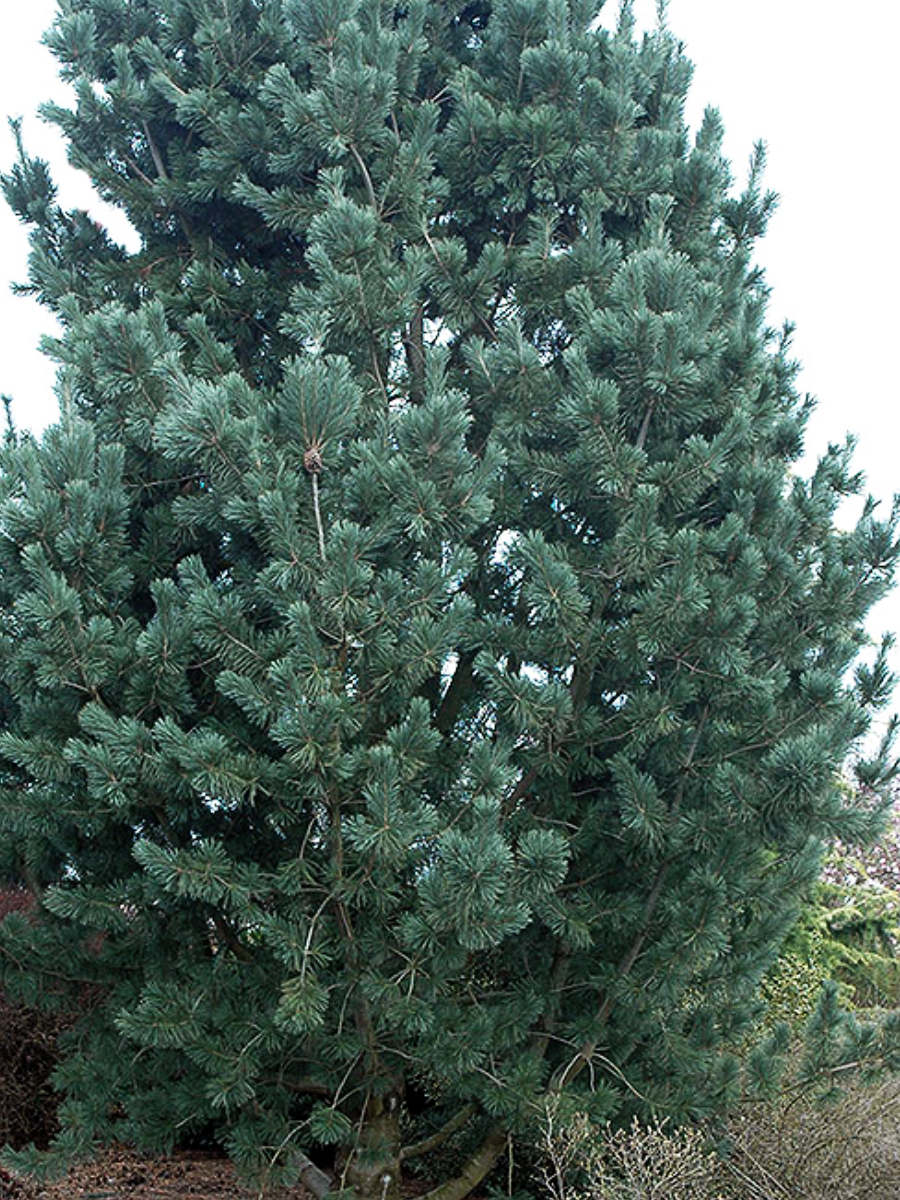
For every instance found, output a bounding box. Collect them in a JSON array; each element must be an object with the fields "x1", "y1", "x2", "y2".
[
  {"x1": 419, "y1": 1125, "x2": 509, "y2": 1200},
  {"x1": 400, "y1": 1104, "x2": 477, "y2": 1163},
  {"x1": 293, "y1": 1151, "x2": 333, "y2": 1200}
]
